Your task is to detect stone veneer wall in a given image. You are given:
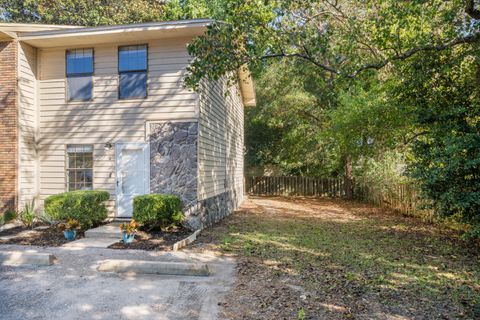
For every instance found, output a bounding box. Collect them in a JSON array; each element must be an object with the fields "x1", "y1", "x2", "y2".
[
  {"x1": 149, "y1": 122, "x2": 198, "y2": 207},
  {"x1": 149, "y1": 121, "x2": 243, "y2": 230},
  {"x1": 188, "y1": 189, "x2": 243, "y2": 230},
  {"x1": 0, "y1": 41, "x2": 18, "y2": 213}
]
